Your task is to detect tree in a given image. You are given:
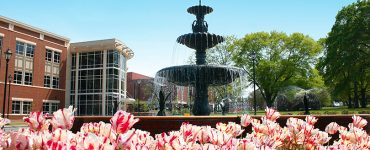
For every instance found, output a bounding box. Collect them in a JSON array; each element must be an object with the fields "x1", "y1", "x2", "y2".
[
  {"x1": 232, "y1": 31, "x2": 322, "y2": 107},
  {"x1": 318, "y1": 0, "x2": 369, "y2": 108}
]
